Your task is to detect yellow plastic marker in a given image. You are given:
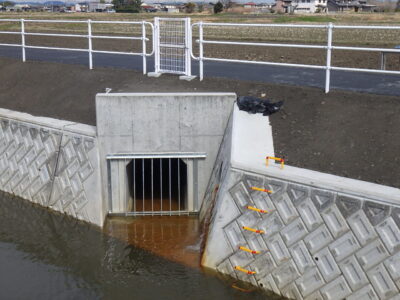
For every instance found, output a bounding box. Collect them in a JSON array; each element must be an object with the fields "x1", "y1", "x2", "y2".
[
  {"x1": 247, "y1": 205, "x2": 268, "y2": 214},
  {"x1": 239, "y1": 246, "x2": 260, "y2": 254},
  {"x1": 242, "y1": 226, "x2": 265, "y2": 234},
  {"x1": 251, "y1": 187, "x2": 272, "y2": 194},
  {"x1": 266, "y1": 156, "x2": 285, "y2": 169},
  {"x1": 235, "y1": 266, "x2": 256, "y2": 275}
]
